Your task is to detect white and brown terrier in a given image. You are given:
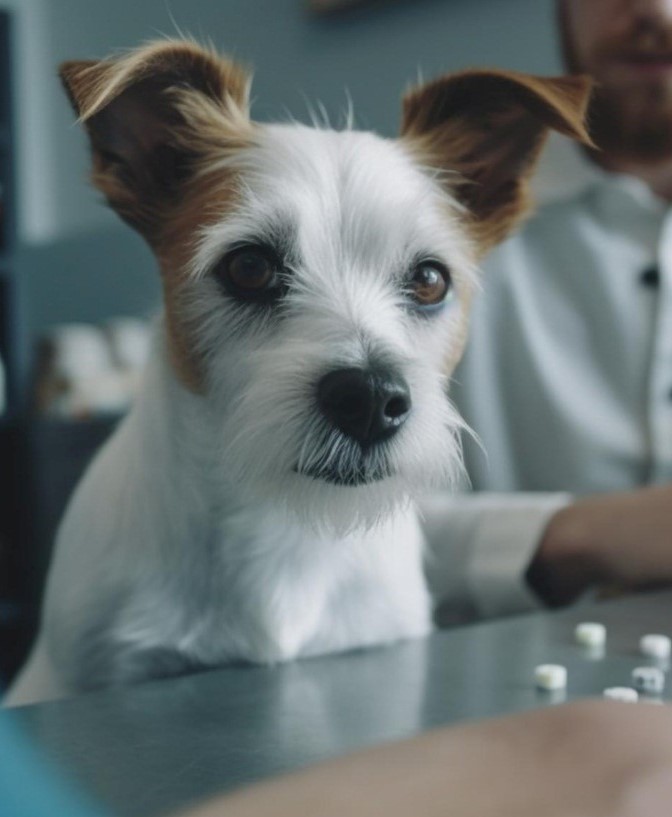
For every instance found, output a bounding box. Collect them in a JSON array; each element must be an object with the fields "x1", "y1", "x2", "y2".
[{"x1": 5, "y1": 41, "x2": 590, "y2": 705}]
